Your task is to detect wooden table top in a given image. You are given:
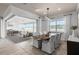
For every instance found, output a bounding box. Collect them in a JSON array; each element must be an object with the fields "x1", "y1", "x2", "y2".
[{"x1": 33, "y1": 35, "x2": 49, "y2": 40}]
